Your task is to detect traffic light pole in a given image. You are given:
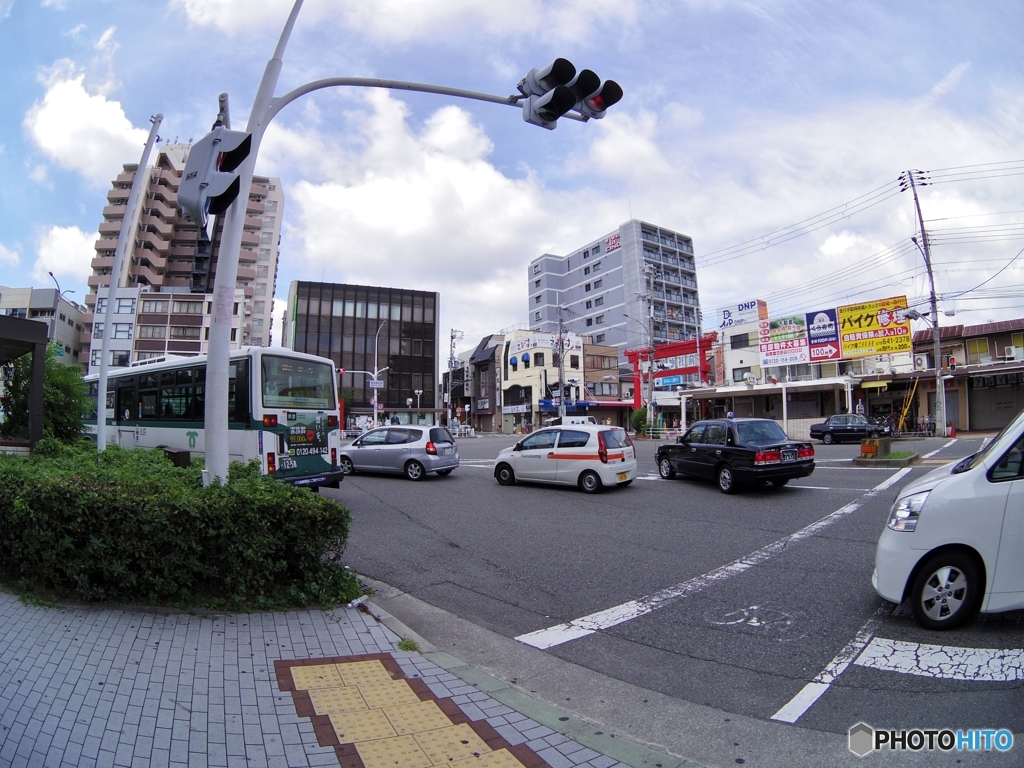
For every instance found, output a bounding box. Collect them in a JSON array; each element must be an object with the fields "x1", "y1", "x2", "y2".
[{"x1": 203, "y1": 0, "x2": 595, "y2": 483}]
